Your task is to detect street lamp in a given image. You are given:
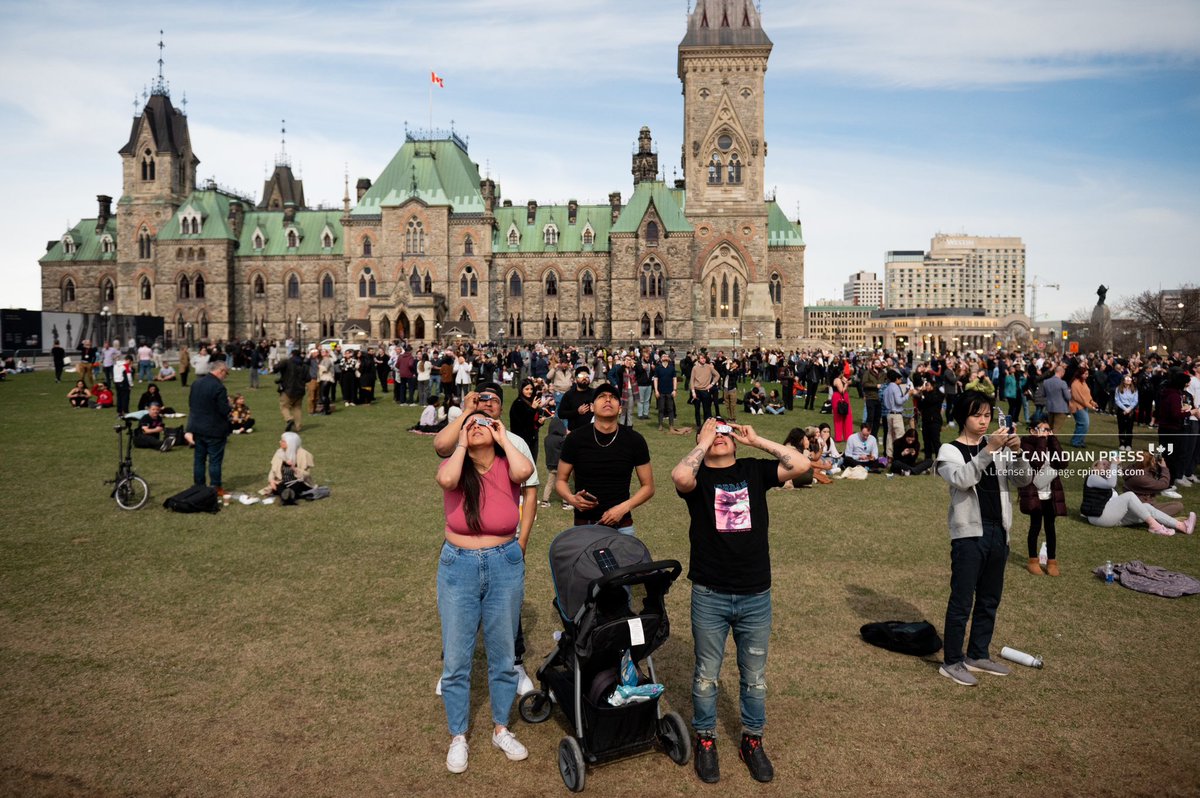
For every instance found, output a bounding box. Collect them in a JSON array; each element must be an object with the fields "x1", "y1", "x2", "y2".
[
  {"x1": 296, "y1": 315, "x2": 303, "y2": 351},
  {"x1": 185, "y1": 322, "x2": 194, "y2": 348},
  {"x1": 434, "y1": 322, "x2": 443, "y2": 343},
  {"x1": 100, "y1": 305, "x2": 111, "y2": 344}
]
